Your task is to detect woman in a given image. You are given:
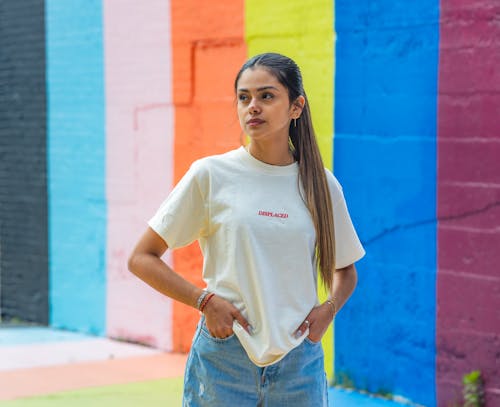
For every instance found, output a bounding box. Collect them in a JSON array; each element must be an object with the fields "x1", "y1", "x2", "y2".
[{"x1": 128, "y1": 53, "x2": 365, "y2": 406}]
